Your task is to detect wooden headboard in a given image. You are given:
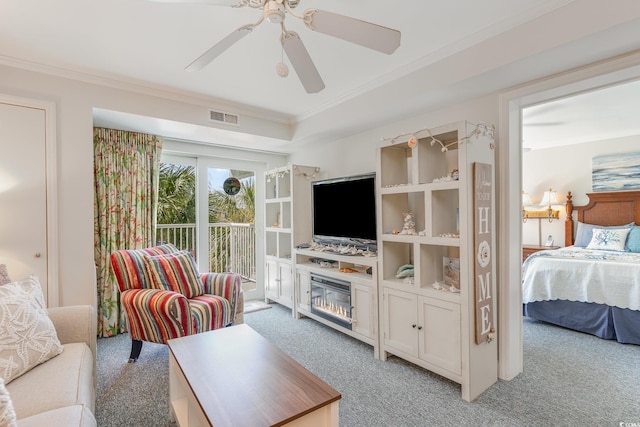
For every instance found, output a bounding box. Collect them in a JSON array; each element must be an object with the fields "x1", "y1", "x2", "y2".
[{"x1": 565, "y1": 190, "x2": 640, "y2": 246}]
